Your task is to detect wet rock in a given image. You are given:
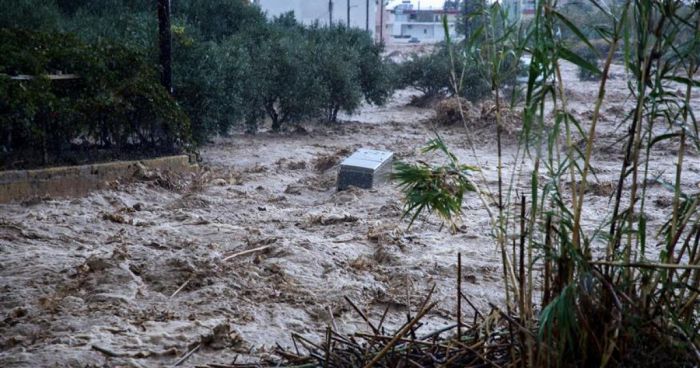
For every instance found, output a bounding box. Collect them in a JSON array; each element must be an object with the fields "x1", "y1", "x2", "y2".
[
  {"x1": 378, "y1": 202, "x2": 402, "y2": 217},
  {"x1": 367, "y1": 222, "x2": 404, "y2": 247},
  {"x1": 284, "y1": 184, "x2": 304, "y2": 195},
  {"x1": 350, "y1": 255, "x2": 374, "y2": 271},
  {"x1": 309, "y1": 213, "x2": 359, "y2": 226},
  {"x1": 654, "y1": 196, "x2": 673, "y2": 208},
  {"x1": 330, "y1": 189, "x2": 360, "y2": 204},
  {"x1": 200, "y1": 323, "x2": 244, "y2": 350},
  {"x1": 83, "y1": 256, "x2": 112, "y2": 273},
  {"x1": 373, "y1": 246, "x2": 396, "y2": 264},
  {"x1": 59, "y1": 296, "x2": 87, "y2": 312},
  {"x1": 286, "y1": 161, "x2": 307, "y2": 170},
  {"x1": 3, "y1": 307, "x2": 28, "y2": 325},
  {"x1": 245, "y1": 164, "x2": 268, "y2": 174},
  {"x1": 102, "y1": 212, "x2": 131, "y2": 225},
  {"x1": 211, "y1": 178, "x2": 228, "y2": 186},
  {"x1": 312, "y1": 148, "x2": 351, "y2": 172}
]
